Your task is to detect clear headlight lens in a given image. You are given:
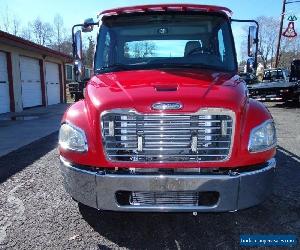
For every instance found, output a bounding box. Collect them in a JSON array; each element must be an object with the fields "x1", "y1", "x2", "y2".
[
  {"x1": 248, "y1": 120, "x2": 276, "y2": 152},
  {"x1": 59, "y1": 123, "x2": 88, "y2": 152}
]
